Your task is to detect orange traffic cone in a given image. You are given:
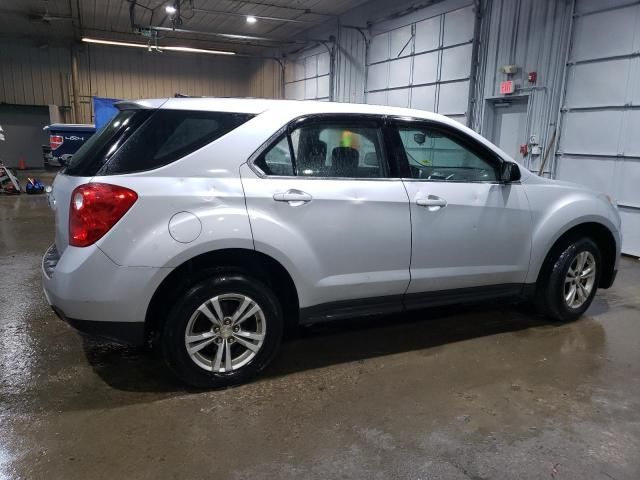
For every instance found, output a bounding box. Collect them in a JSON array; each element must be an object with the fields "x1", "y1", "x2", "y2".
[{"x1": 18, "y1": 158, "x2": 26, "y2": 170}]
